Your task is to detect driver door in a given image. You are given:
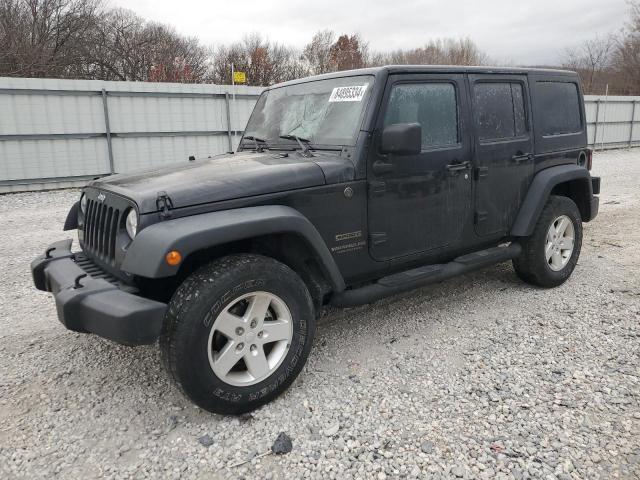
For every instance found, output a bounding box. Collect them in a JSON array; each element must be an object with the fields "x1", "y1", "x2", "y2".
[{"x1": 367, "y1": 74, "x2": 472, "y2": 261}]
